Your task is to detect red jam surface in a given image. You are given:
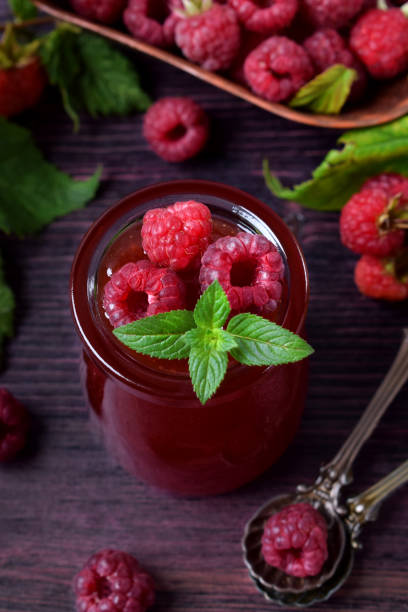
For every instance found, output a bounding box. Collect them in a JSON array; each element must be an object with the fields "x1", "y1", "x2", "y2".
[{"x1": 71, "y1": 181, "x2": 309, "y2": 496}]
